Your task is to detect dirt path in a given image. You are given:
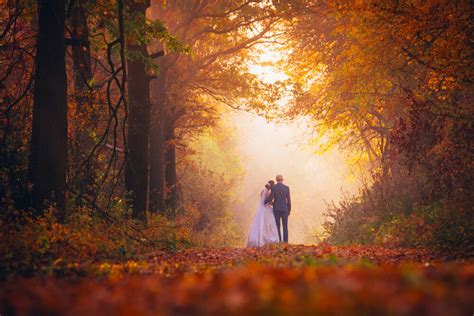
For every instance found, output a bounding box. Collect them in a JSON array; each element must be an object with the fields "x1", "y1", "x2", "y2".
[{"x1": 1, "y1": 244, "x2": 473, "y2": 315}]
